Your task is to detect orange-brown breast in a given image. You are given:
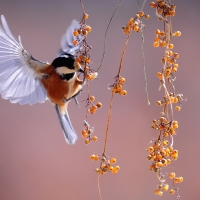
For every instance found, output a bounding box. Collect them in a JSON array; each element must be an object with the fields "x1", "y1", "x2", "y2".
[{"x1": 40, "y1": 65, "x2": 83, "y2": 111}]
